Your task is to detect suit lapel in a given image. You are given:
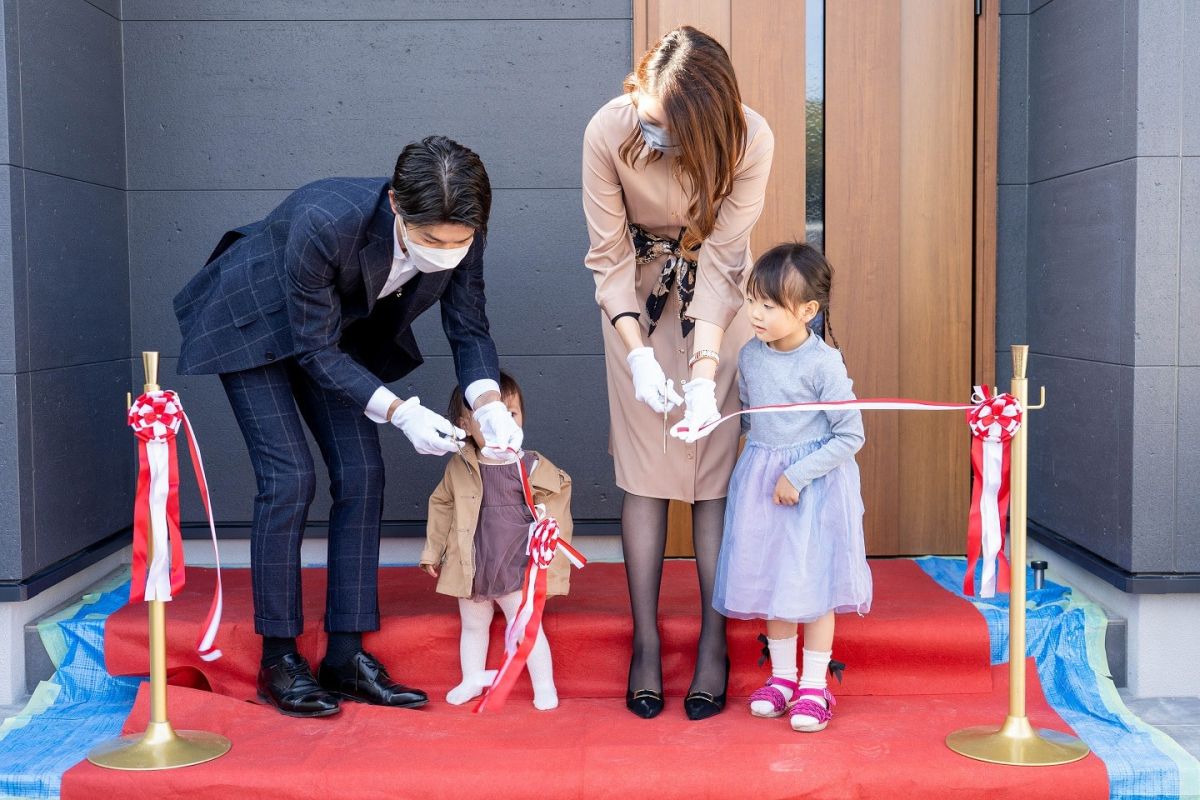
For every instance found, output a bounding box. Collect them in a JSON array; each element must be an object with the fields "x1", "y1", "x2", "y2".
[{"x1": 358, "y1": 202, "x2": 396, "y2": 314}]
